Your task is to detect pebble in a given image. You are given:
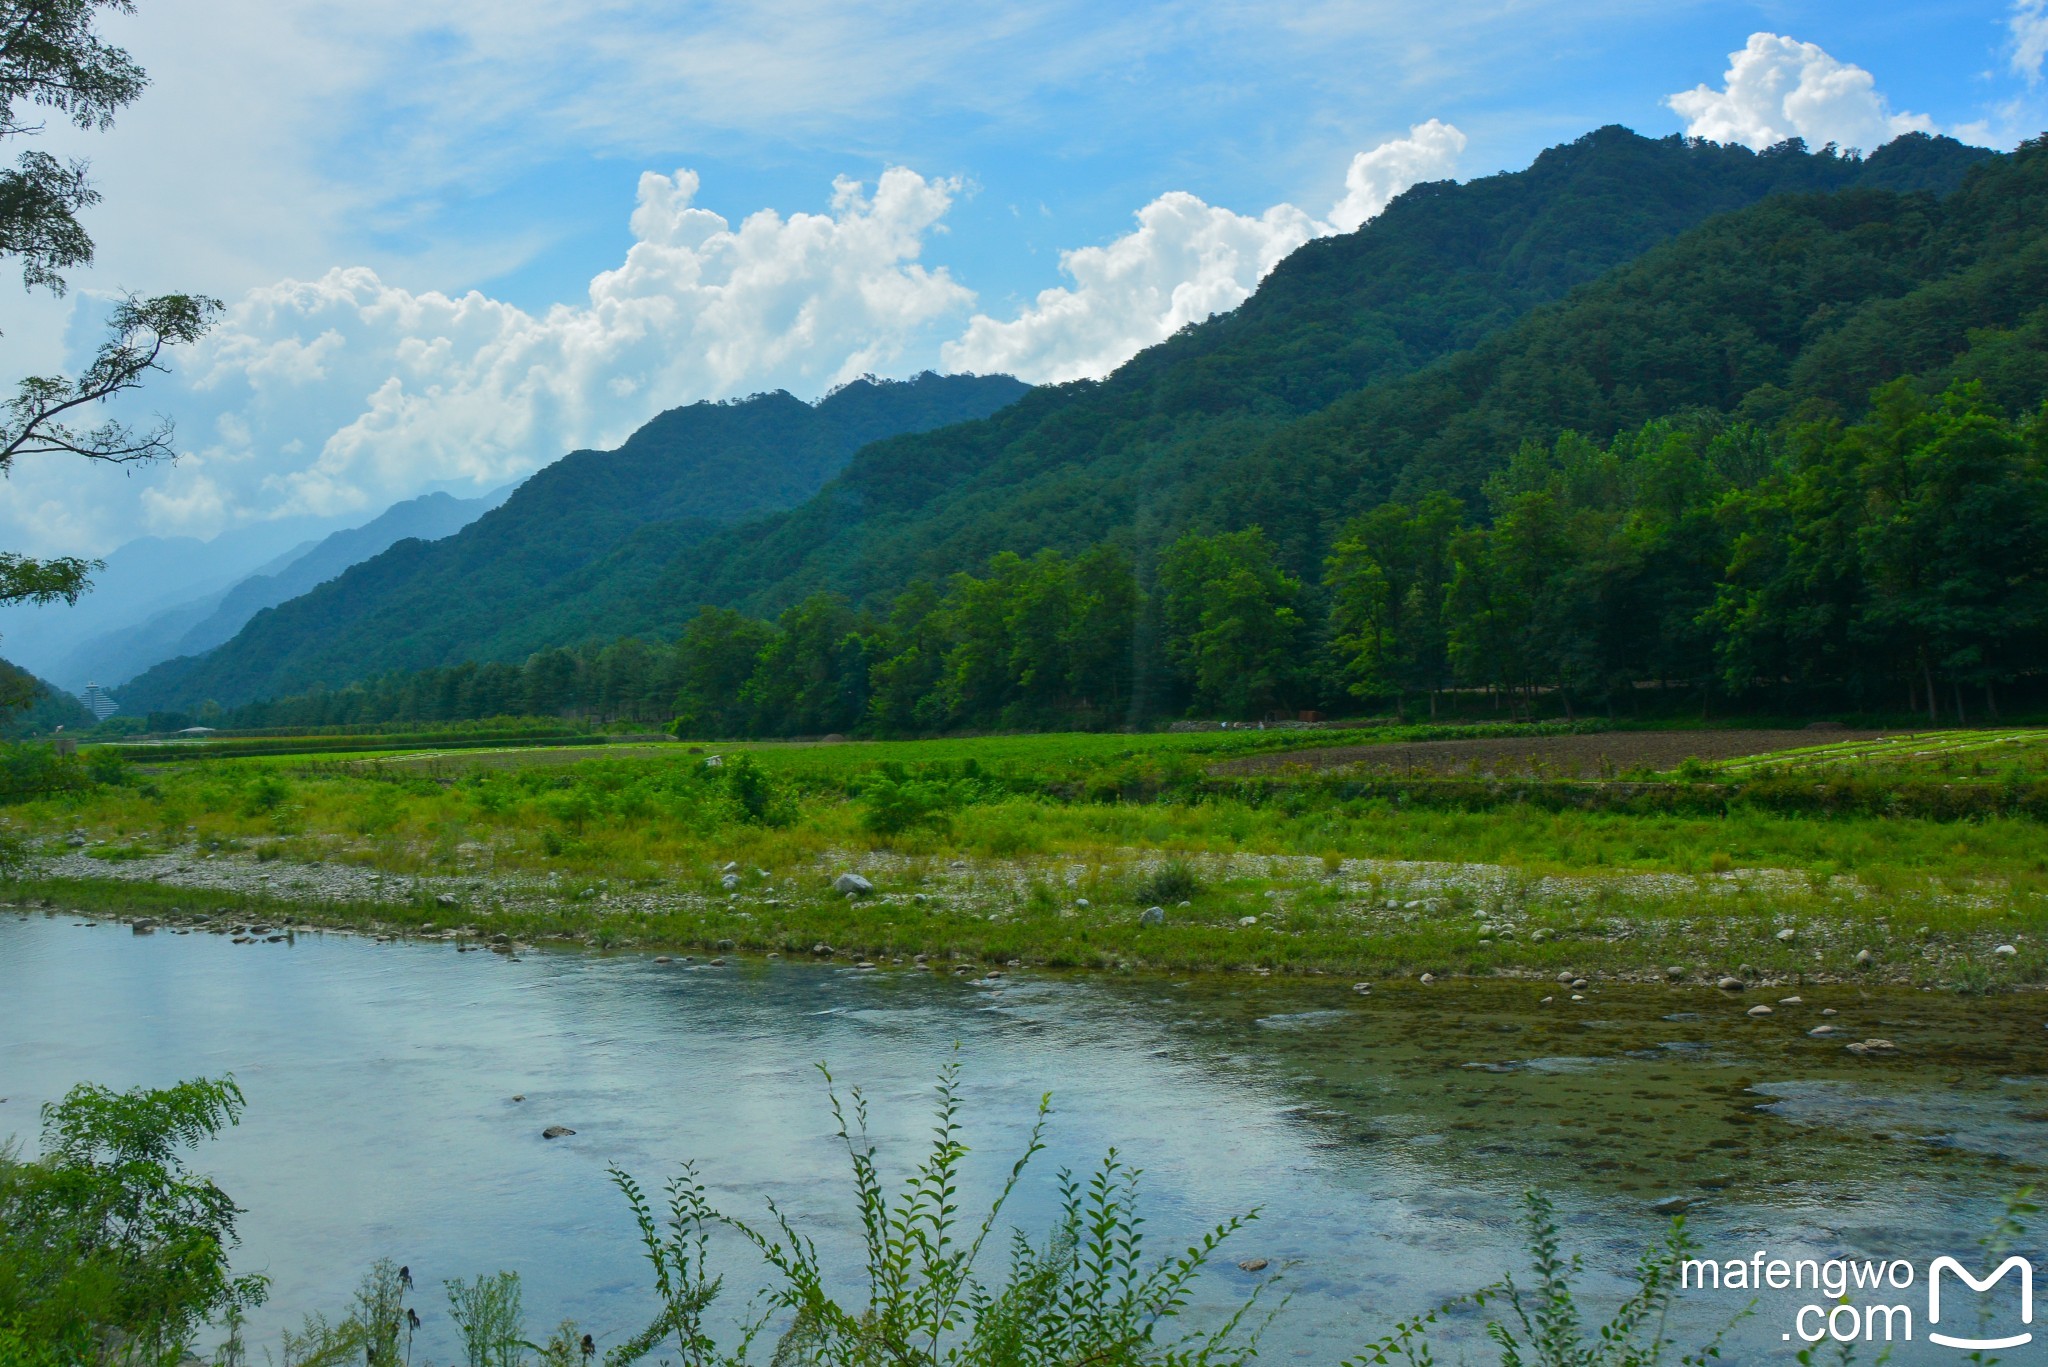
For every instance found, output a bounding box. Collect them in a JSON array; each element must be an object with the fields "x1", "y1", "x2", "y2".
[
  {"x1": 1352, "y1": 983, "x2": 1372, "y2": 995},
  {"x1": 1139, "y1": 906, "x2": 1165, "y2": 926},
  {"x1": 1776, "y1": 928, "x2": 1797, "y2": 942},
  {"x1": 1238, "y1": 916, "x2": 1259, "y2": 927},
  {"x1": 1778, "y1": 996, "x2": 1802, "y2": 1005},
  {"x1": 1746, "y1": 1005, "x2": 1773, "y2": 1017},
  {"x1": 1664, "y1": 965, "x2": 1686, "y2": 979},
  {"x1": 541, "y1": 1126, "x2": 576, "y2": 1139},
  {"x1": 1419, "y1": 973, "x2": 1436, "y2": 984},
  {"x1": 1716, "y1": 976, "x2": 1745, "y2": 991},
  {"x1": 1845, "y1": 1039, "x2": 1899, "y2": 1056},
  {"x1": 1995, "y1": 944, "x2": 2018, "y2": 957},
  {"x1": 1821, "y1": 1008, "x2": 1837, "y2": 1016},
  {"x1": 1237, "y1": 1258, "x2": 1269, "y2": 1273},
  {"x1": 1856, "y1": 949, "x2": 1875, "y2": 966},
  {"x1": 1808, "y1": 1025, "x2": 1836, "y2": 1037}
]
